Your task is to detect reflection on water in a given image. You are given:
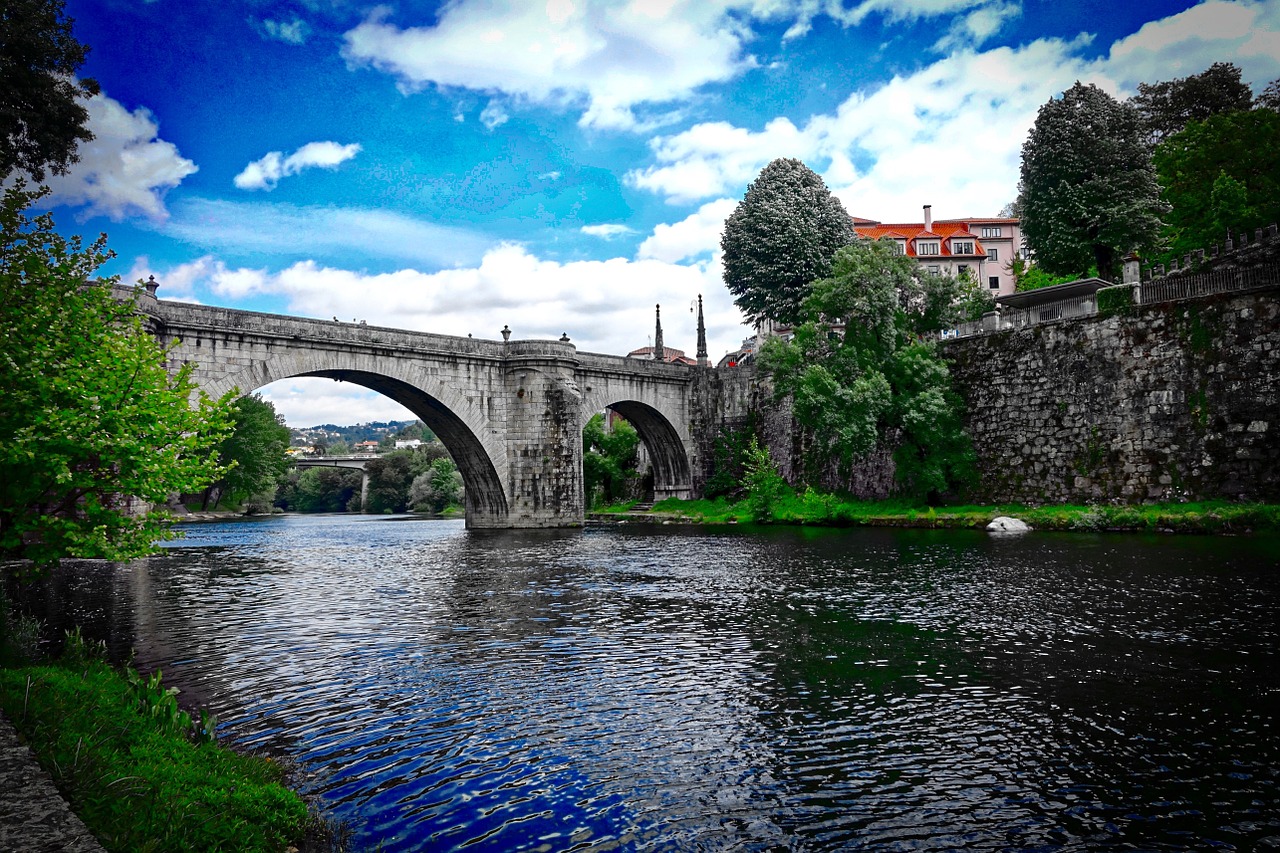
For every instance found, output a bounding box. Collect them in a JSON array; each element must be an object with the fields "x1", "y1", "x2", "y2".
[{"x1": 18, "y1": 515, "x2": 1280, "y2": 851}]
